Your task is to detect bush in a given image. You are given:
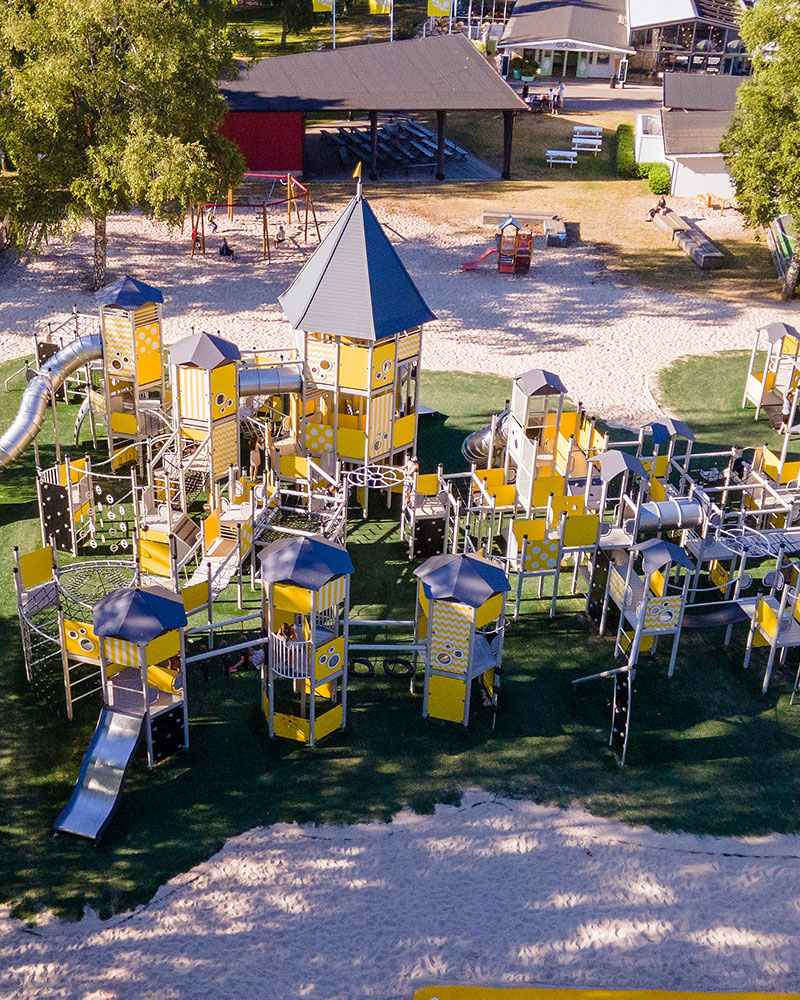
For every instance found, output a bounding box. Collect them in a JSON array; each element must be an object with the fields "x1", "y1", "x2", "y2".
[
  {"x1": 615, "y1": 123, "x2": 638, "y2": 179},
  {"x1": 647, "y1": 163, "x2": 671, "y2": 195},
  {"x1": 509, "y1": 56, "x2": 523, "y2": 72},
  {"x1": 393, "y1": 17, "x2": 417, "y2": 39},
  {"x1": 520, "y1": 58, "x2": 538, "y2": 77}
]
